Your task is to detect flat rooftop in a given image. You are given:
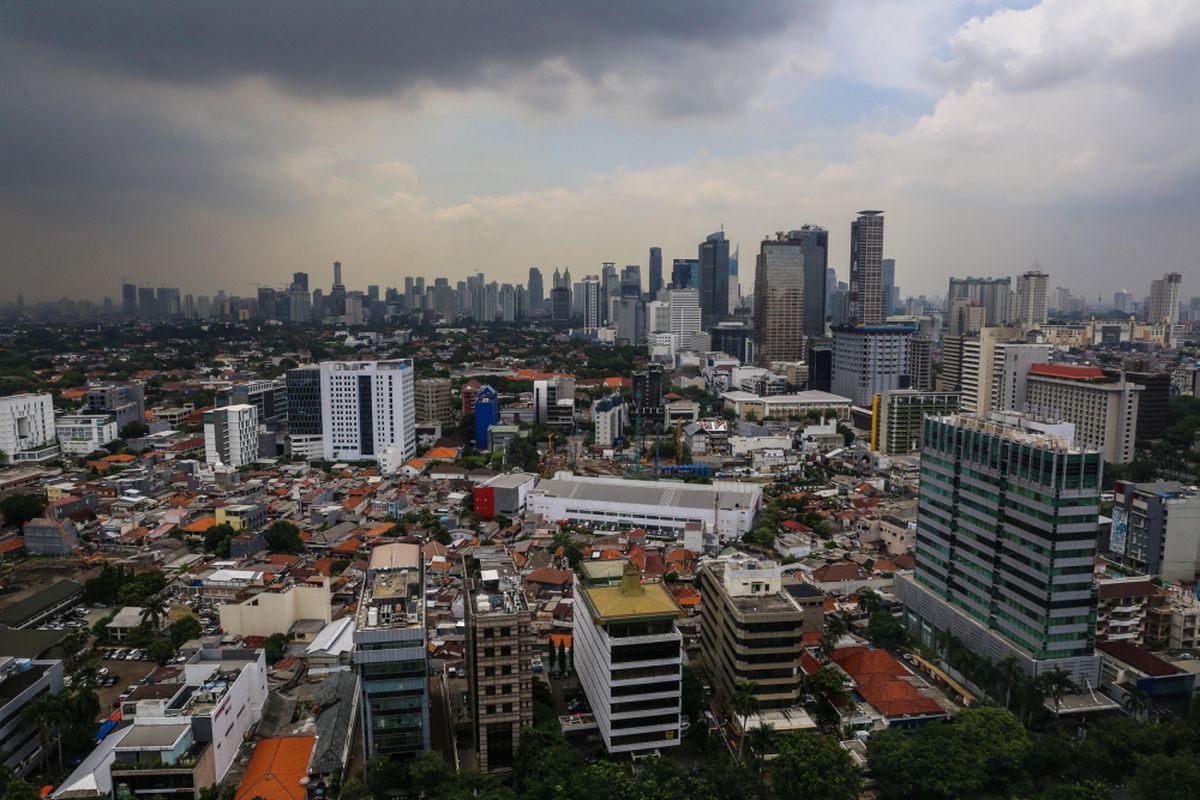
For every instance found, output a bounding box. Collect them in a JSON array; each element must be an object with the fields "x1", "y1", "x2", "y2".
[
  {"x1": 582, "y1": 579, "x2": 682, "y2": 623},
  {"x1": 533, "y1": 474, "x2": 759, "y2": 512},
  {"x1": 117, "y1": 722, "x2": 190, "y2": 750}
]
